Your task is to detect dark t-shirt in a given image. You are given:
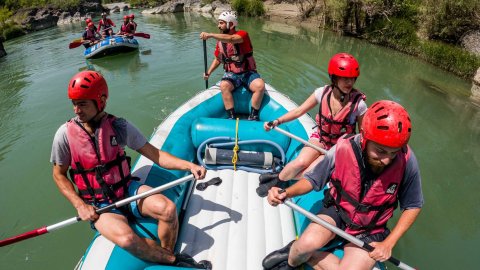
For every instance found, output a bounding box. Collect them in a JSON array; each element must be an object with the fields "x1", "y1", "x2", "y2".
[{"x1": 304, "y1": 134, "x2": 424, "y2": 210}]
